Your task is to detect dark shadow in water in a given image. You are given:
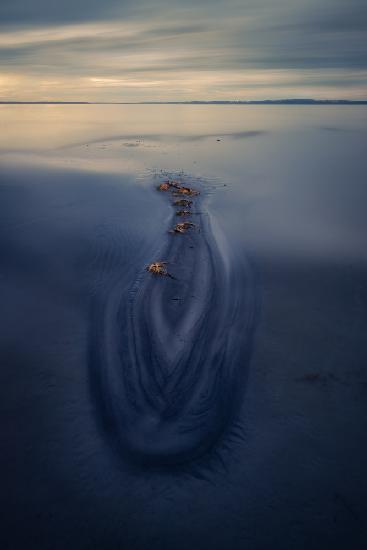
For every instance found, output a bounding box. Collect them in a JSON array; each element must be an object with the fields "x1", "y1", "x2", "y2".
[
  {"x1": 57, "y1": 130, "x2": 267, "y2": 151},
  {"x1": 182, "y1": 130, "x2": 267, "y2": 141},
  {"x1": 318, "y1": 126, "x2": 359, "y2": 133}
]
